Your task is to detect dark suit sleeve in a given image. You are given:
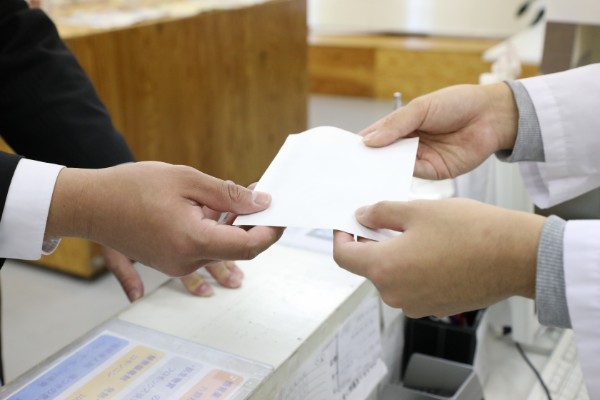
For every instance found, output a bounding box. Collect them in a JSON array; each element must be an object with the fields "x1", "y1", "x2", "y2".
[
  {"x1": 0, "y1": 0, "x2": 135, "y2": 168},
  {"x1": 0, "y1": 153, "x2": 23, "y2": 224},
  {"x1": 0, "y1": 152, "x2": 23, "y2": 270},
  {"x1": 0, "y1": 2, "x2": 135, "y2": 273}
]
